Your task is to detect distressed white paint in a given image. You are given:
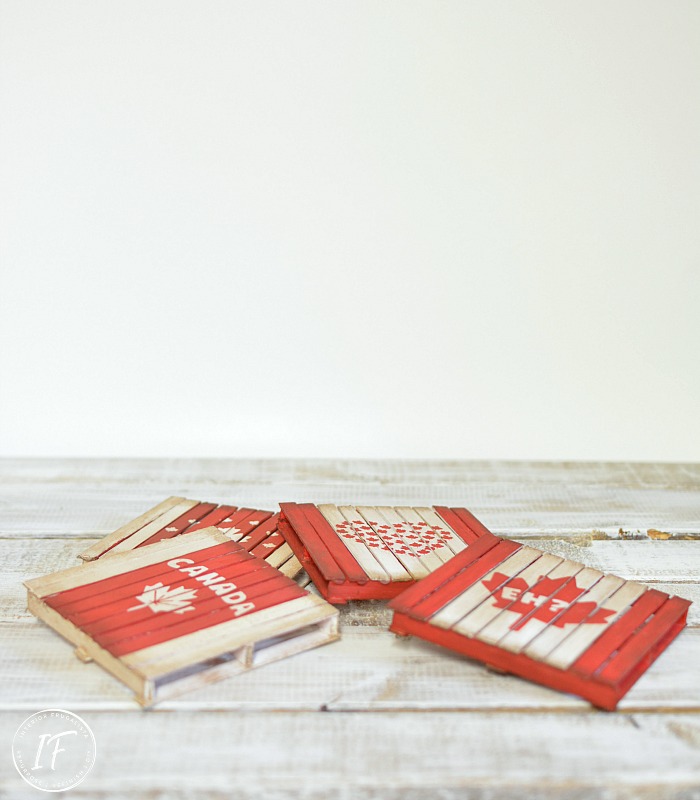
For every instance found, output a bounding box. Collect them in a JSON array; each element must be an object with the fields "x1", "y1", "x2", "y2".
[{"x1": 1, "y1": 458, "x2": 698, "y2": 797}]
